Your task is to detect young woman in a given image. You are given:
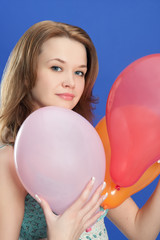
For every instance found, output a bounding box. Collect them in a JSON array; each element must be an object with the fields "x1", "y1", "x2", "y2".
[{"x1": 0, "y1": 20, "x2": 159, "y2": 240}]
